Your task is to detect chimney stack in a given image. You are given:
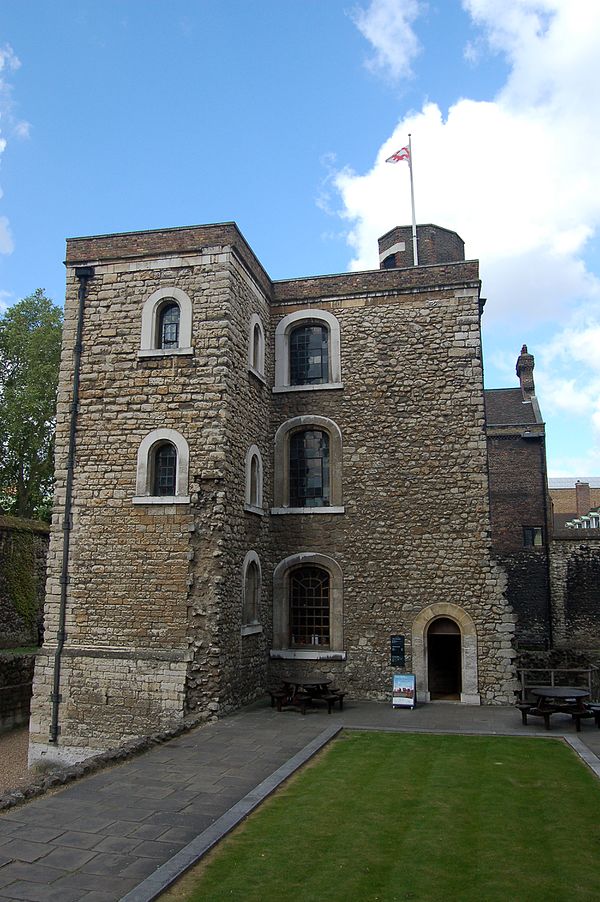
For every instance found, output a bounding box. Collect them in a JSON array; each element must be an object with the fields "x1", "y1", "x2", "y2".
[
  {"x1": 575, "y1": 480, "x2": 591, "y2": 517},
  {"x1": 516, "y1": 344, "x2": 535, "y2": 399}
]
